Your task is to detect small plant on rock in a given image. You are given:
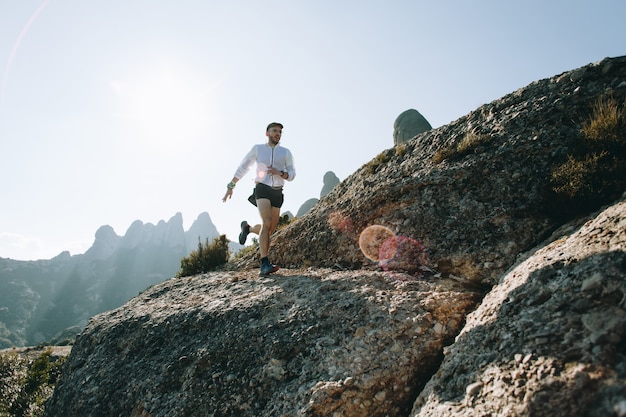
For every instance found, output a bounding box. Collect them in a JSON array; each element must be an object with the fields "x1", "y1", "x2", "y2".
[
  {"x1": 433, "y1": 132, "x2": 491, "y2": 163},
  {"x1": 363, "y1": 151, "x2": 391, "y2": 174},
  {"x1": 550, "y1": 95, "x2": 626, "y2": 213},
  {"x1": 176, "y1": 235, "x2": 230, "y2": 278}
]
